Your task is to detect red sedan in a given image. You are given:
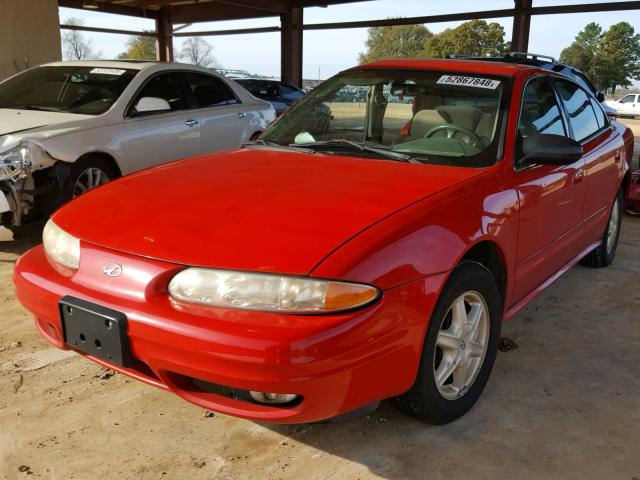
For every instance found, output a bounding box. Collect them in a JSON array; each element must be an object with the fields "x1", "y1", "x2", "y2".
[{"x1": 14, "y1": 59, "x2": 633, "y2": 424}]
